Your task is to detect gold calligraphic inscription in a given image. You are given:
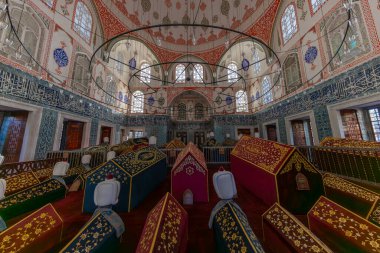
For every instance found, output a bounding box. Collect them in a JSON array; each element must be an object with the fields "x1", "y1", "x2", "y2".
[
  {"x1": 60, "y1": 213, "x2": 114, "y2": 253},
  {"x1": 264, "y1": 203, "x2": 332, "y2": 252},
  {"x1": 231, "y1": 136, "x2": 293, "y2": 174},
  {"x1": 280, "y1": 151, "x2": 318, "y2": 175},
  {"x1": 0, "y1": 179, "x2": 64, "y2": 209},
  {"x1": 0, "y1": 204, "x2": 61, "y2": 253},
  {"x1": 310, "y1": 197, "x2": 380, "y2": 252},
  {"x1": 214, "y1": 203, "x2": 265, "y2": 253},
  {"x1": 5, "y1": 172, "x2": 39, "y2": 196},
  {"x1": 33, "y1": 168, "x2": 53, "y2": 180},
  {"x1": 323, "y1": 174, "x2": 378, "y2": 202}
]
